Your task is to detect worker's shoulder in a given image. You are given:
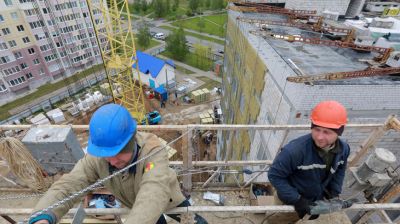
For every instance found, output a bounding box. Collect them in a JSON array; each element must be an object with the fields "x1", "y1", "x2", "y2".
[
  {"x1": 135, "y1": 131, "x2": 159, "y2": 142},
  {"x1": 282, "y1": 134, "x2": 312, "y2": 155}
]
